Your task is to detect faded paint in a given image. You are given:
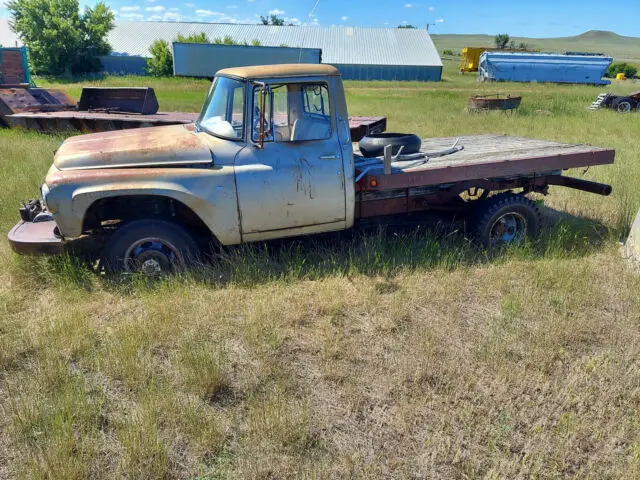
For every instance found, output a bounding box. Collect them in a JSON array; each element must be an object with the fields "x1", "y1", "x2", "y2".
[
  {"x1": 54, "y1": 124, "x2": 213, "y2": 170},
  {"x1": 217, "y1": 64, "x2": 340, "y2": 80}
]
